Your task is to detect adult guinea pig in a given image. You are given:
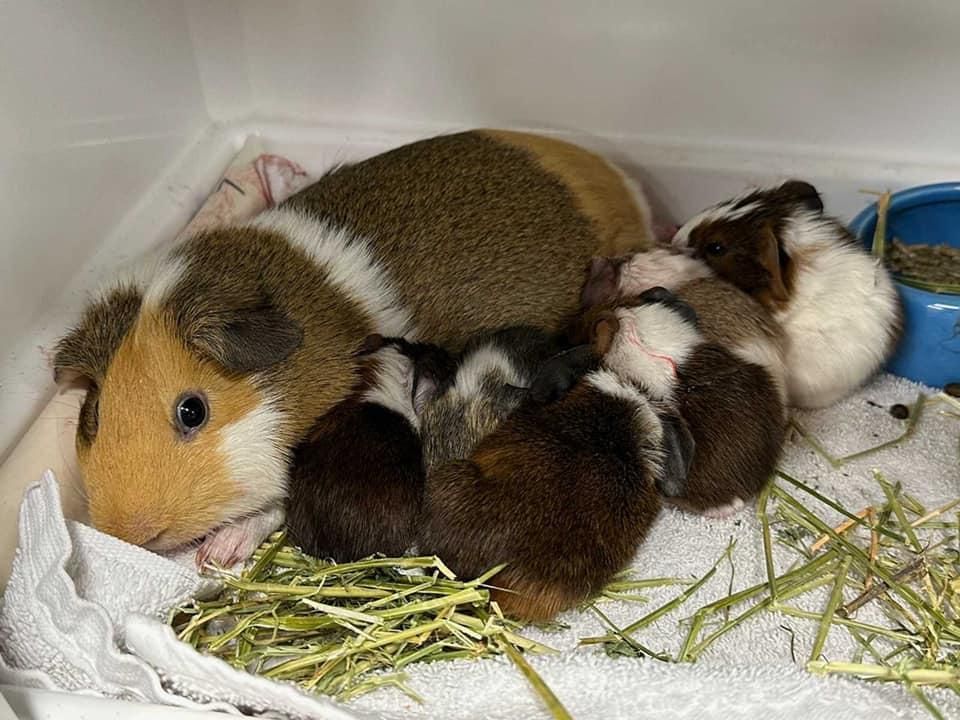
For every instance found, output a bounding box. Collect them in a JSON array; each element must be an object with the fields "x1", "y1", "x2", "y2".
[
  {"x1": 52, "y1": 130, "x2": 656, "y2": 564},
  {"x1": 419, "y1": 294, "x2": 699, "y2": 621},
  {"x1": 573, "y1": 279, "x2": 786, "y2": 518},
  {"x1": 280, "y1": 335, "x2": 455, "y2": 565},
  {"x1": 670, "y1": 179, "x2": 902, "y2": 408}
]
